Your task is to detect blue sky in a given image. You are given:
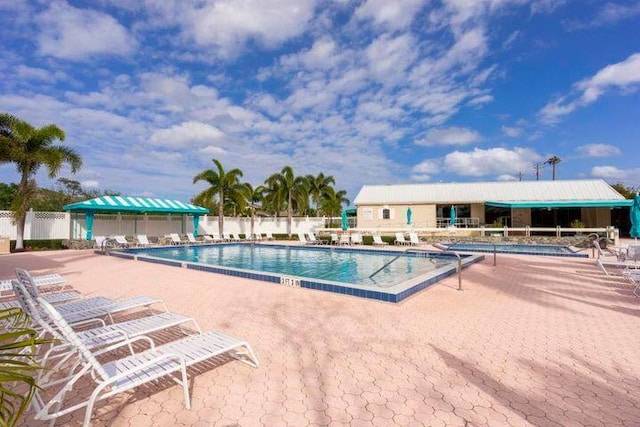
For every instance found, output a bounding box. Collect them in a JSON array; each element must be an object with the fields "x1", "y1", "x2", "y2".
[{"x1": 1, "y1": 0, "x2": 640, "y2": 204}]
